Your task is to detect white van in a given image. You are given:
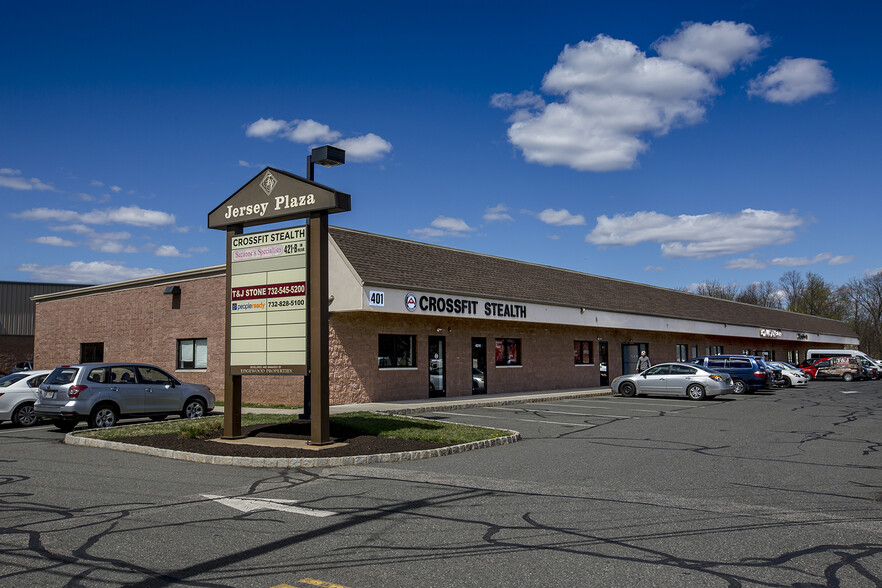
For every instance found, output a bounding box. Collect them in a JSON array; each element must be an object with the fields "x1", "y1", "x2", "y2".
[{"x1": 805, "y1": 349, "x2": 872, "y2": 362}]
